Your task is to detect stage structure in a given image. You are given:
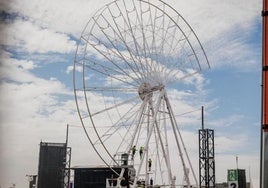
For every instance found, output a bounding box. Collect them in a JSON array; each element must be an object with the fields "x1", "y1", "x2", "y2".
[{"x1": 37, "y1": 142, "x2": 71, "y2": 188}]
